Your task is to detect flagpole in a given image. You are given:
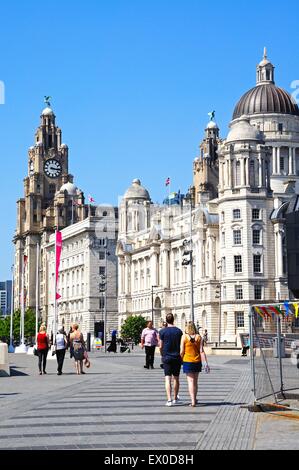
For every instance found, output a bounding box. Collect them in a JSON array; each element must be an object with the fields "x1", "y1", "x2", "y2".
[
  {"x1": 35, "y1": 243, "x2": 40, "y2": 343},
  {"x1": 21, "y1": 257, "x2": 25, "y2": 347},
  {"x1": 54, "y1": 230, "x2": 58, "y2": 340},
  {"x1": 15, "y1": 255, "x2": 28, "y2": 353},
  {"x1": 8, "y1": 265, "x2": 15, "y2": 353}
]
